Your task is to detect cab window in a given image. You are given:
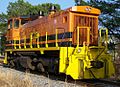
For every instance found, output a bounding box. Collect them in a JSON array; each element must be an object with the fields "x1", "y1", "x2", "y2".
[
  {"x1": 8, "y1": 19, "x2": 12, "y2": 29},
  {"x1": 10, "y1": 20, "x2": 12, "y2": 29},
  {"x1": 14, "y1": 19, "x2": 19, "y2": 28},
  {"x1": 21, "y1": 19, "x2": 29, "y2": 25}
]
